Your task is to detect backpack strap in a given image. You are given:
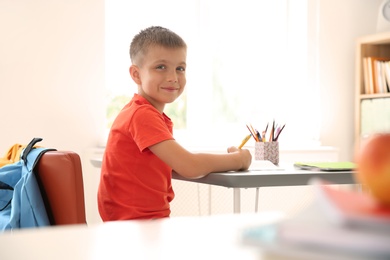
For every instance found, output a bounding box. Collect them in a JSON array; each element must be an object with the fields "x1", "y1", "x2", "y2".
[
  {"x1": 20, "y1": 138, "x2": 56, "y2": 171},
  {"x1": 0, "y1": 181, "x2": 13, "y2": 211},
  {"x1": 20, "y1": 137, "x2": 43, "y2": 162}
]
